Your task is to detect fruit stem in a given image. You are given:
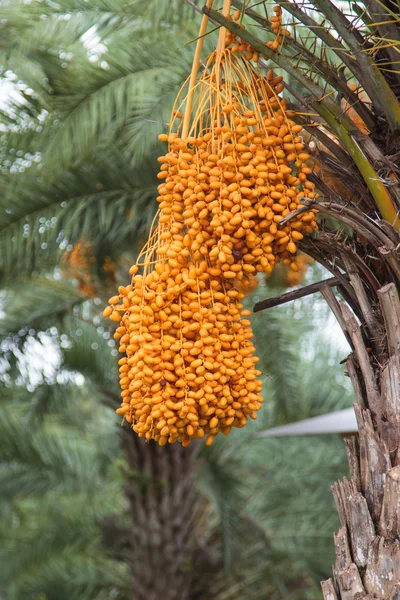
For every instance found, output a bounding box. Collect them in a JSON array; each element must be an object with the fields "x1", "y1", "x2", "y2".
[
  {"x1": 216, "y1": 0, "x2": 232, "y2": 54},
  {"x1": 182, "y1": 0, "x2": 214, "y2": 140}
]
